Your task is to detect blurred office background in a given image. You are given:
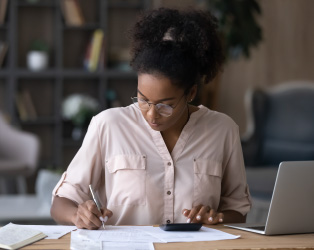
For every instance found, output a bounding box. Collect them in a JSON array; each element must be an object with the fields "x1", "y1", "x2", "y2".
[{"x1": 0, "y1": 0, "x2": 313, "y2": 225}]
